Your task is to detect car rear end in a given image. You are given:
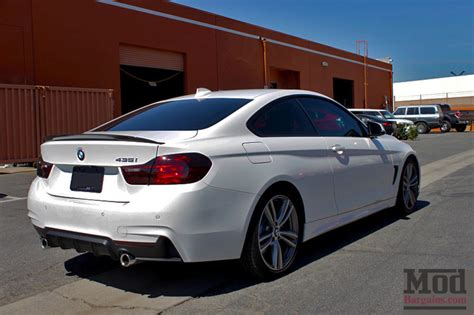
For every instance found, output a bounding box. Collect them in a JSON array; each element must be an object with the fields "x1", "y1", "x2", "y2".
[{"x1": 28, "y1": 96, "x2": 257, "y2": 265}]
